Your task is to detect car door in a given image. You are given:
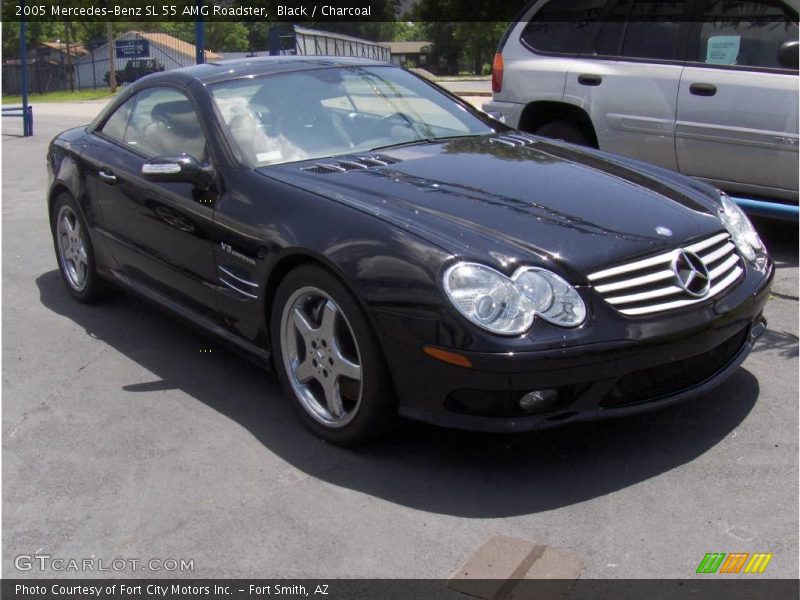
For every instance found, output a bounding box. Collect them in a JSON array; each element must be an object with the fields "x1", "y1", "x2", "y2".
[
  {"x1": 564, "y1": 0, "x2": 692, "y2": 170},
  {"x1": 85, "y1": 85, "x2": 221, "y2": 319},
  {"x1": 675, "y1": 0, "x2": 799, "y2": 202}
]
